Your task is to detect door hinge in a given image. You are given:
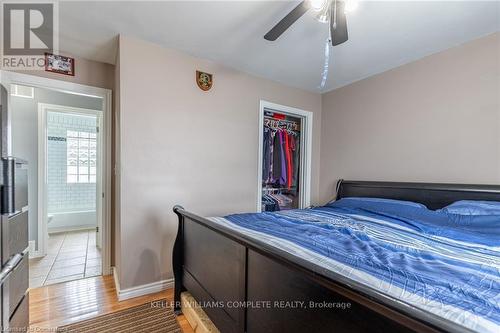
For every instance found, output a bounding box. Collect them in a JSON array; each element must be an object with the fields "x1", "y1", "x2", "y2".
[
  {"x1": 102, "y1": 192, "x2": 104, "y2": 198},
  {"x1": 96, "y1": 126, "x2": 100, "y2": 133},
  {"x1": 96, "y1": 226, "x2": 99, "y2": 233}
]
